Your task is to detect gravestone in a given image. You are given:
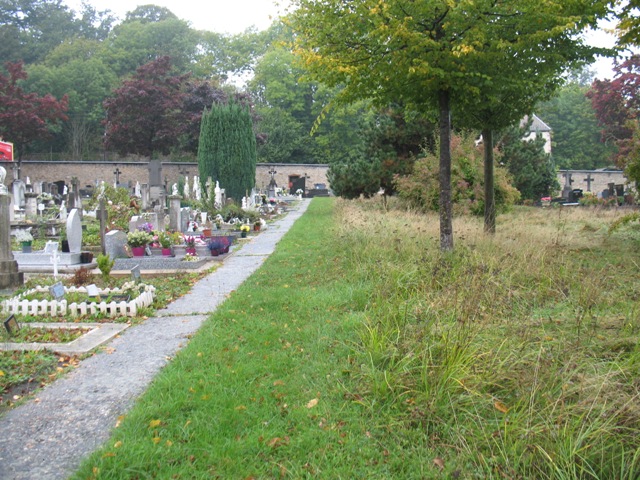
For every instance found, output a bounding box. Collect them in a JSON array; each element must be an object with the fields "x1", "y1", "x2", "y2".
[
  {"x1": 105, "y1": 230, "x2": 128, "y2": 259},
  {"x1": 141, "y1": 183, "x2": 149, "y2": 210},
  {"x1": 168, "y1": 194, "x2": 181, "y2": 231},
  {"x1": 128, "y1": 215, "x2": 140, "y2": 233},
  {"x1": 180, "y1": 207, "x2": 191, "y2": 232},
  {"x1": 24, "y1": 191, "x2": 38, "y2": 217},
  {"x1": 66, "y1": 208, "x2": 82, "y2": 253},
  {"x1": 12, "y1": 179, "x2": 26, "y2": 211},
  {"x1": 0, "y1": 166, "x2": 23, "y2": 288}
]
